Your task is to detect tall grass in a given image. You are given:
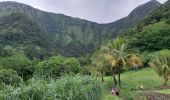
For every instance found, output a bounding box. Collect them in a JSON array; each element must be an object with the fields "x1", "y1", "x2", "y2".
[{"x1": 0, "y1": 75, "x2": 103, "y2": 100}]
